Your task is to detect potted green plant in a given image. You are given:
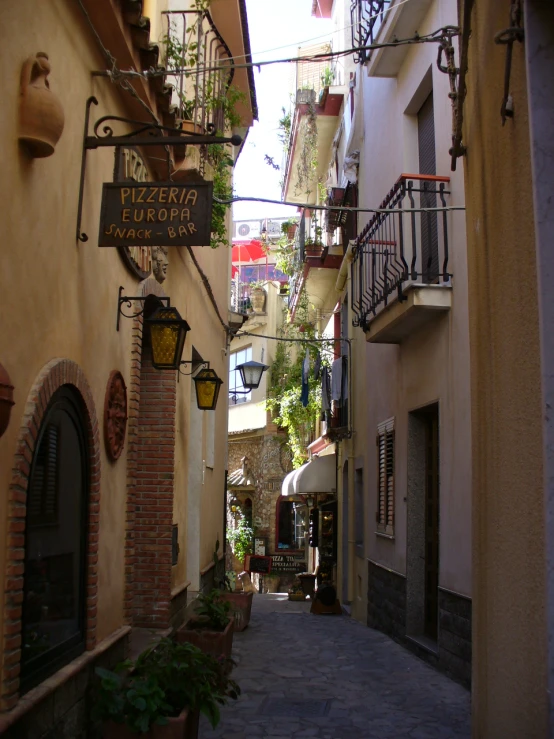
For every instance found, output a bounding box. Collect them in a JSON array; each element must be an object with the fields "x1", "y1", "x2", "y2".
[
  {"x1": 177, "y1": 589, "x2": 234, "y2": 659},
  {"x1": 94, "y1": 638, "x2": 239, "y2": 738}
]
